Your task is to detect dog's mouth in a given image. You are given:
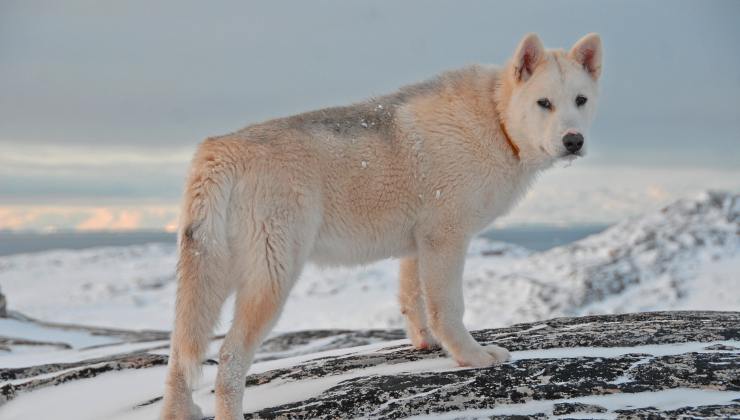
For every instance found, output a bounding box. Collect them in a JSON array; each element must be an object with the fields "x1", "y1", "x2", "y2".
[
  {"x1": 555, "y1": 151, "x2": 583, "y2": 168},
  {"x1": 539, "y1": 146, "x2": 585, "y2": 161},
  {"x1": 560, "y1": 151, "x2": 584, "y2": 161}
]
